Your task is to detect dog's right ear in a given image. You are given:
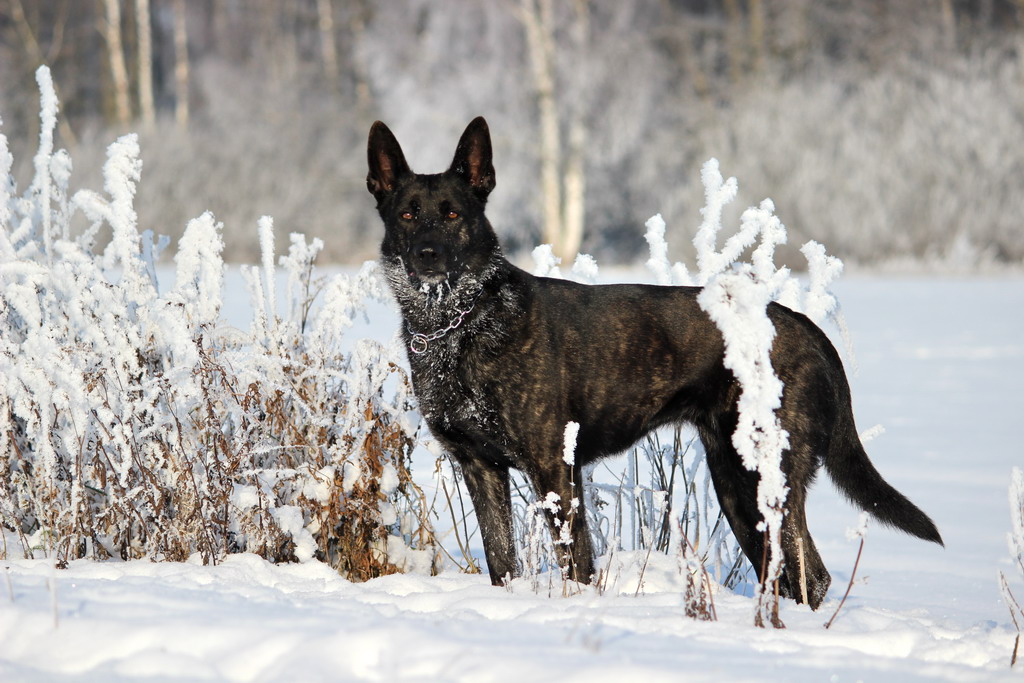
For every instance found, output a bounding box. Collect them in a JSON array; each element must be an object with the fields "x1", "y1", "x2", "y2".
[
  {"x1": 367, "y1": 121, "x2": 410, "y2": 202},
  {"x1": 449, "y1": 116, "x2": 496, "y2": 201}
]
